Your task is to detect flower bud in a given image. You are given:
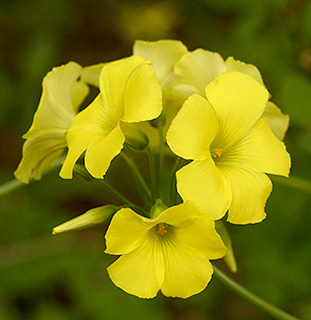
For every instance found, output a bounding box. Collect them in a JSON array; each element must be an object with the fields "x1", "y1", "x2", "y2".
[
  {"x1": 120, "y1": 122, "x2": 149, "y2": 150},
  {"x1": 52, "y1": 205, "x2": 118, "y2": 234}
]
